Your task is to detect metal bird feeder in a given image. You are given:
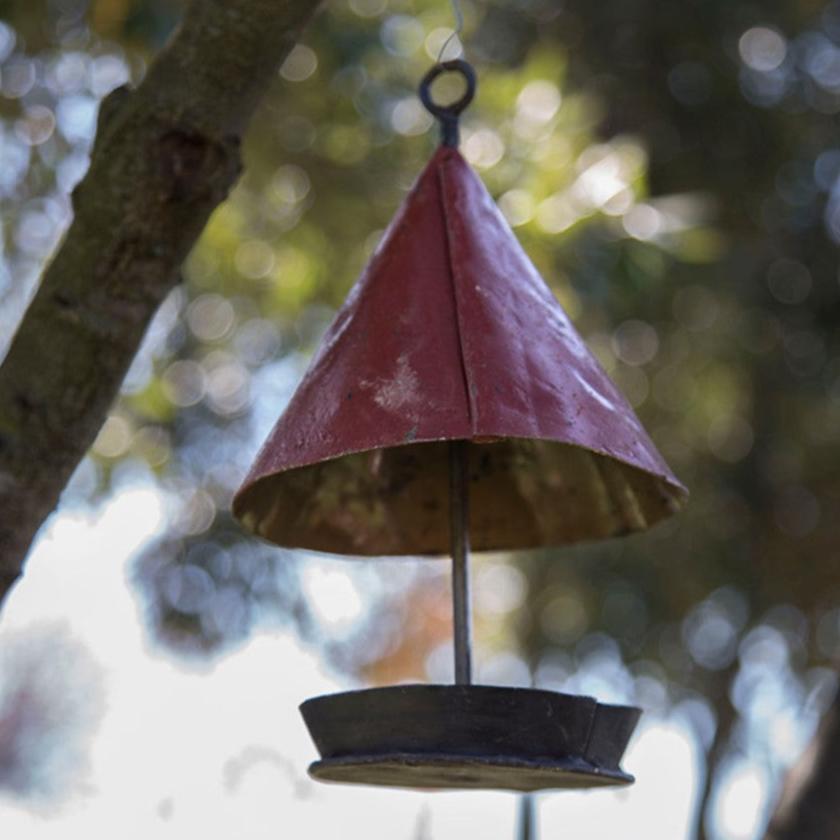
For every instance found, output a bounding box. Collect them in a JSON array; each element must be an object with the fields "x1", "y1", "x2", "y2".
[{"x1": 233, "y1": 60, "x2": 687, "y2": 793}]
